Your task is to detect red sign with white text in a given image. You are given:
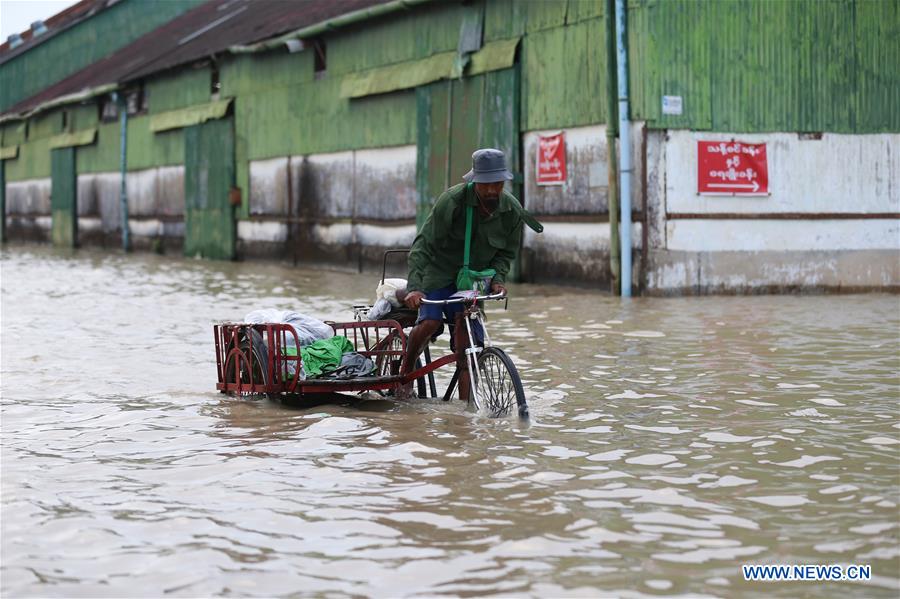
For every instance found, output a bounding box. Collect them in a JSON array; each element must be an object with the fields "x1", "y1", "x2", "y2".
[
  {"x1": 536, "y1": 132, "x2": 567, "y2": 185},
  {"x1": 697, "y1": 140, "x2": 768, "y2": 195}
]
